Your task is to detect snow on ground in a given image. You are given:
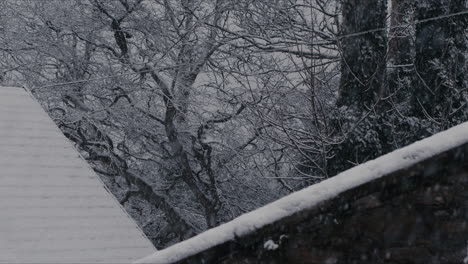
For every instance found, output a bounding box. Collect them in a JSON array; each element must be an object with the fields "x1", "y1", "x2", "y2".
[{"x1": 136, "y1": 121, "x2": 468, "y2": 264}]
